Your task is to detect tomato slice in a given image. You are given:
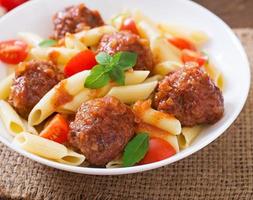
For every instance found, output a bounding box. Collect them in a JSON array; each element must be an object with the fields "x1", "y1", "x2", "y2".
[
  {"x1": 40, "y1": 114, "x2": 69, "y2": 144},
  {"x1": 0, "y1": 40, "x2": 28, "y2": 64},
  {"x1": 64, "y1": 50, "x2": 97, "y2": 77},
  {"x1": 1, "y1": 0, "x2": 28, "y2": 11},
  {"x1": 139, "y1": 137, "x2": 176, "y2": 165},
  {"x1": 120, "y1": 17, "x2": 139, "y2": 35},
  {"x1": 181, "y1": 49, "x2": 208, "y2": 66},
  {"x1": 168, "y1": 37, "x2": 196, "y2": 51}
]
